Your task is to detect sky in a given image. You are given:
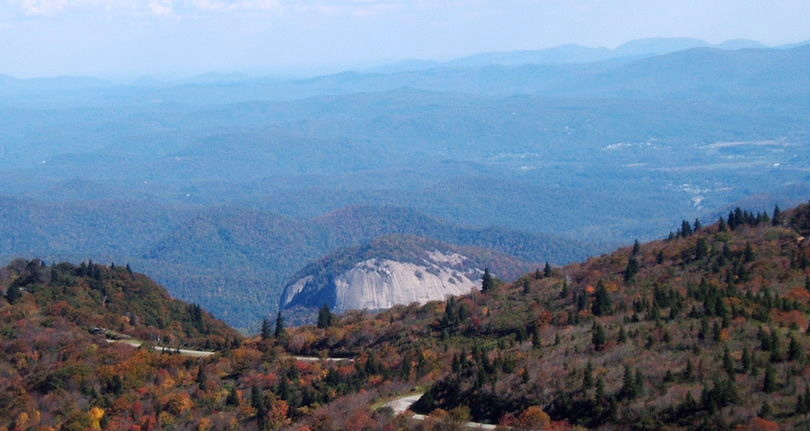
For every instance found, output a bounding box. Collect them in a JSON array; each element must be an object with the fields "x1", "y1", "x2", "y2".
[{"x1": 1, "y1": 0, "x2": 809, "y2": 79}]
